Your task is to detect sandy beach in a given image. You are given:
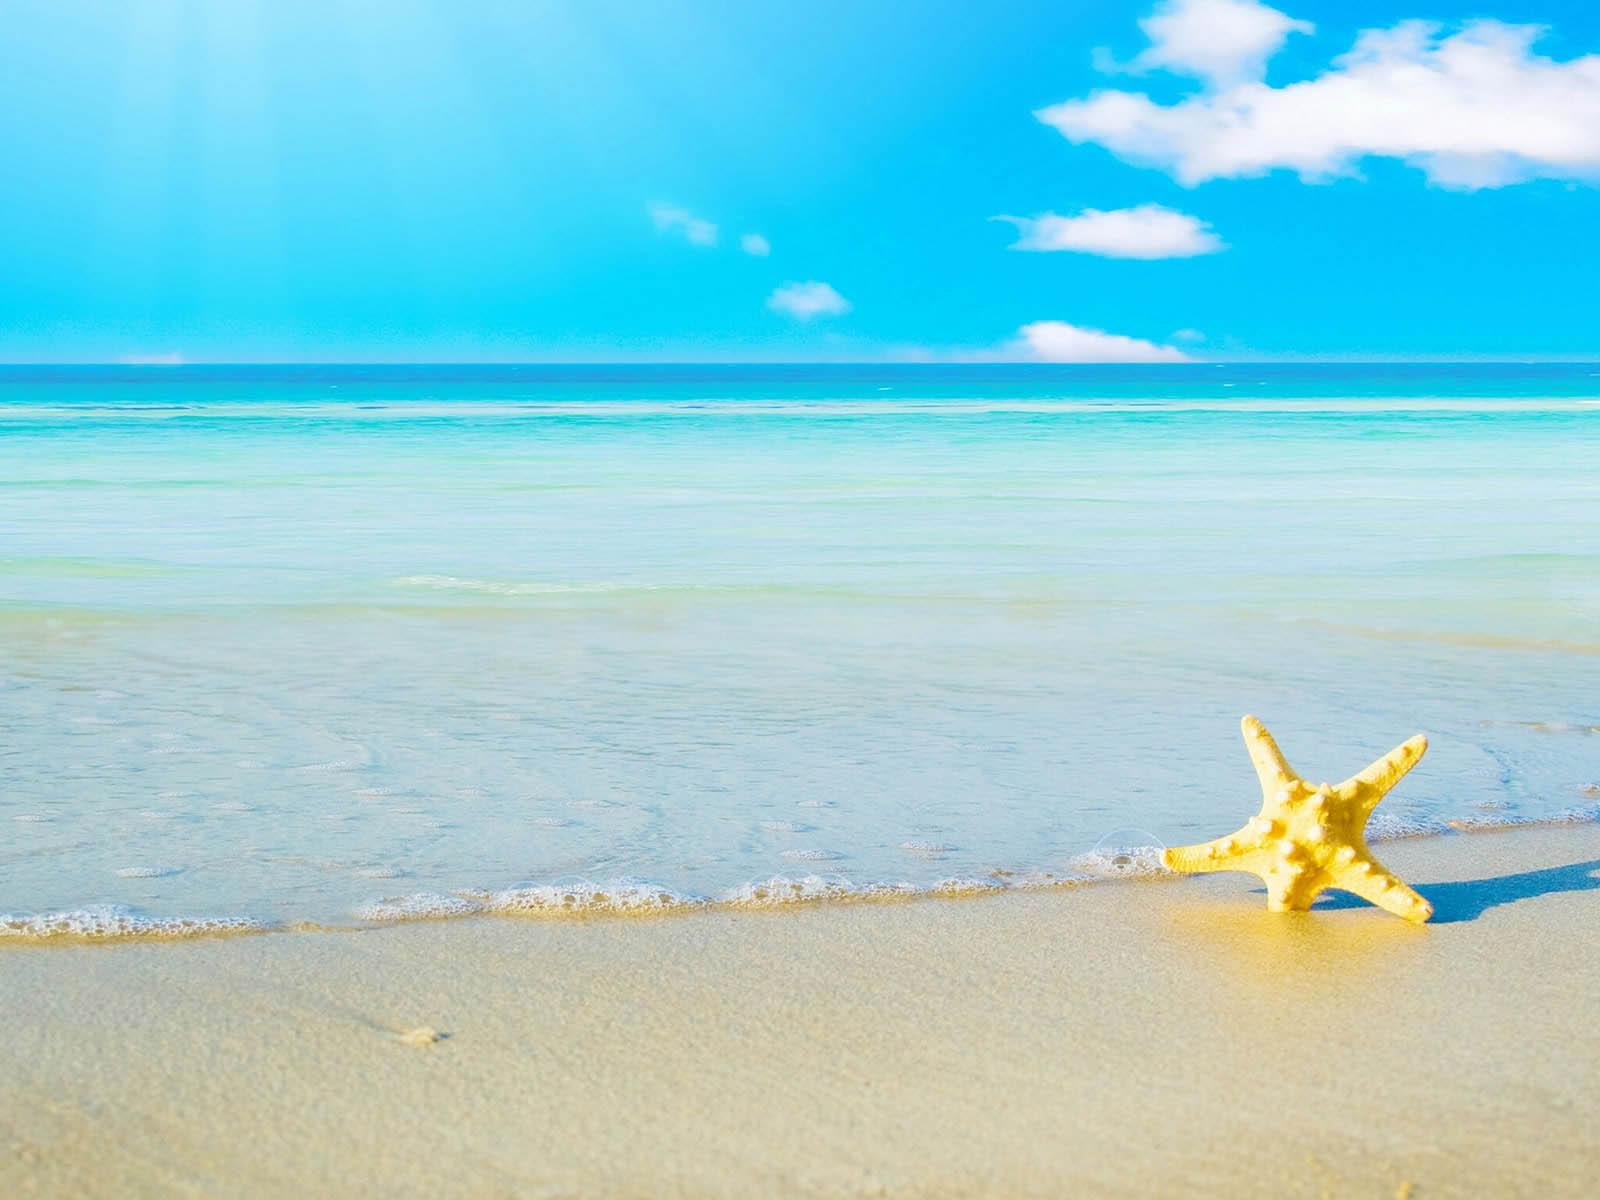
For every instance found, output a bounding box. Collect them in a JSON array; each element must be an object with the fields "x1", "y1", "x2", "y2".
[{"x1": 5, "y1": 821, "x2": 1598, "y2": 1198}]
